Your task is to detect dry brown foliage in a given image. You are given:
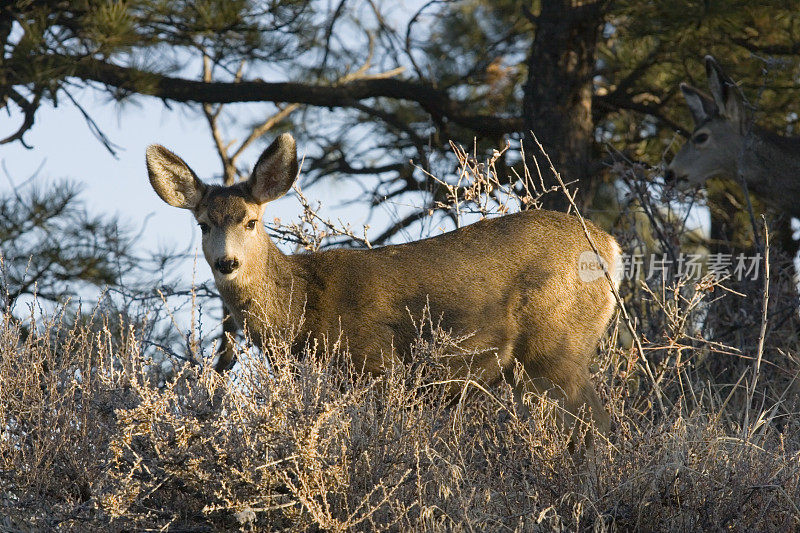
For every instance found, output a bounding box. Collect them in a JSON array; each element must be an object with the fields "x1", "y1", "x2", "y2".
[{"x1": 2, "y1": 147, "x2": 800, "y2": 531}]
